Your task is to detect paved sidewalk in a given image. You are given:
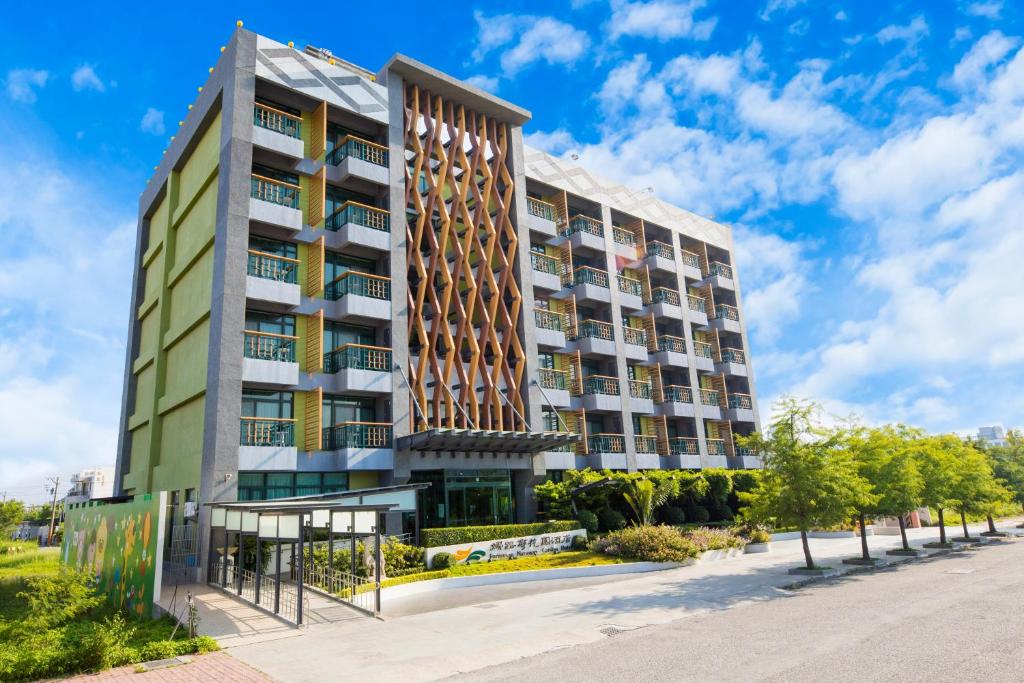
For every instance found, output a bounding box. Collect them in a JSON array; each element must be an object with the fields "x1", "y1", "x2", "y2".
[
  {"x1": 226, "y1": 518, "x2": 1022, "y2": 682},
  {"x1": 66, "y1": 651, "x2": 272, "y2": 682}
]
